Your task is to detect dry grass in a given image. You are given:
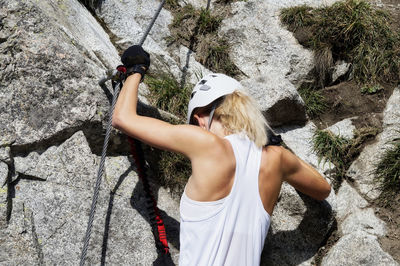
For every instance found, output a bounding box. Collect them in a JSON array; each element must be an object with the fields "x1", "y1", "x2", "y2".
[
  {"x1": 153, "y1": 149, "x2": 191, "y2": 195},
  {"x1": 169, "y1": 4, "x2": 241, "y2": 77},
  {"x1": 145, "y1": 73, "x2": 191, "y2": 120},
  {"x1": 281, "y1": 0, "x2": 400, "y2": 88}
]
